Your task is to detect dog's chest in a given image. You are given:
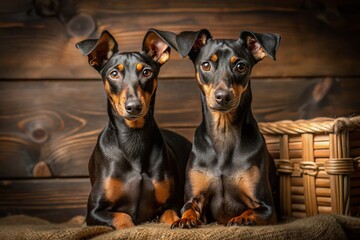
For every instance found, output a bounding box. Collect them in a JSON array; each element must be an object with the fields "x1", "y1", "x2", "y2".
[
  {"x1": 111, "y1": 171, "x2": 173, "y2": 224},
  {"x1": 190, "y1": 162, "x2": 261, "y2": 223}
]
